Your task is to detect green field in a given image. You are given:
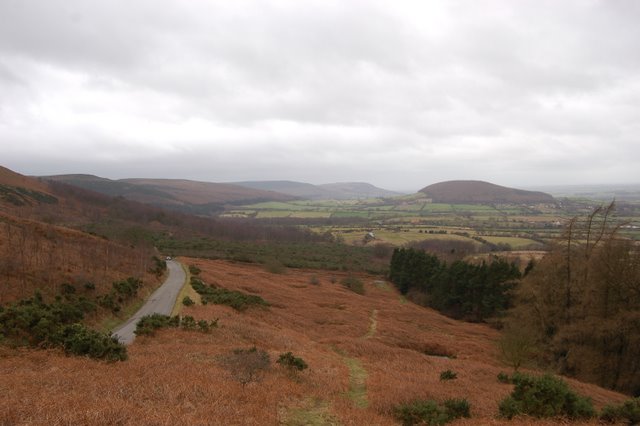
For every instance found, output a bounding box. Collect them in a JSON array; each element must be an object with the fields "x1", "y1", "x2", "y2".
[{"x1": 237, "y1": 195, "x2": 640, "y2": 251}]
